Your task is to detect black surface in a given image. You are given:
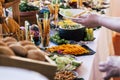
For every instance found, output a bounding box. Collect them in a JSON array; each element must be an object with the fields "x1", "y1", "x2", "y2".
[
  {"x1": 68, "y1": 40, "x2": 96, "y2": 56},
  {"x1": 80, "y1": 45, "x2": 96, "y2": 56}
]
